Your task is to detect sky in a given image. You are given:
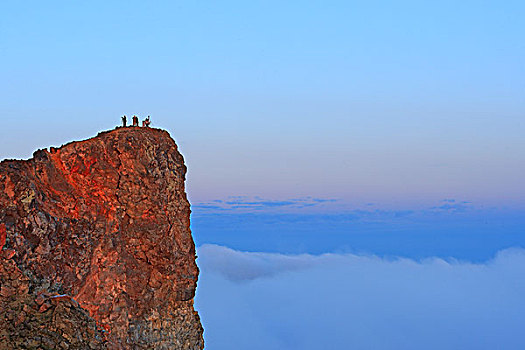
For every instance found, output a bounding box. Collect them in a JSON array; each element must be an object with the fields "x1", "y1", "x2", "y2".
[
  {"x1": 1, "y1": 0, "x2": 524, "y2": 205},
  {"x1": 1, "y1": 1, "x2": 524, "y2": 348}
]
